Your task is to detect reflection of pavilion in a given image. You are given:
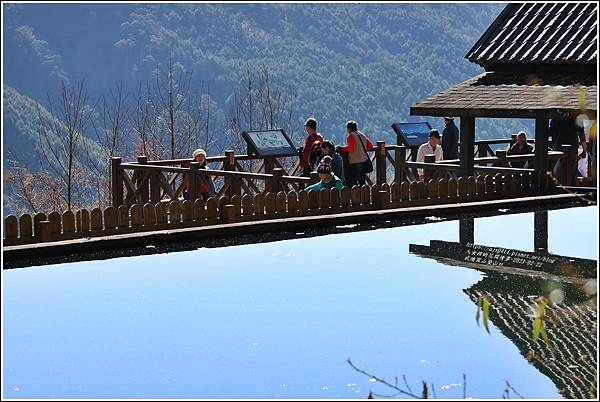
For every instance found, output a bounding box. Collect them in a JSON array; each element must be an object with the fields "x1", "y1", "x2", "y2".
[{"x1": 409, "y1": 213, "x2": 597, "y2": 399}]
